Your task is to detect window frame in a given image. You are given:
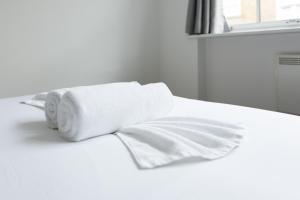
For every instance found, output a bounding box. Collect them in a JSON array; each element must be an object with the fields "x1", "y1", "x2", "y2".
[{"x1": 228, "y1": 0, "x2": 300, "y2": 32}]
